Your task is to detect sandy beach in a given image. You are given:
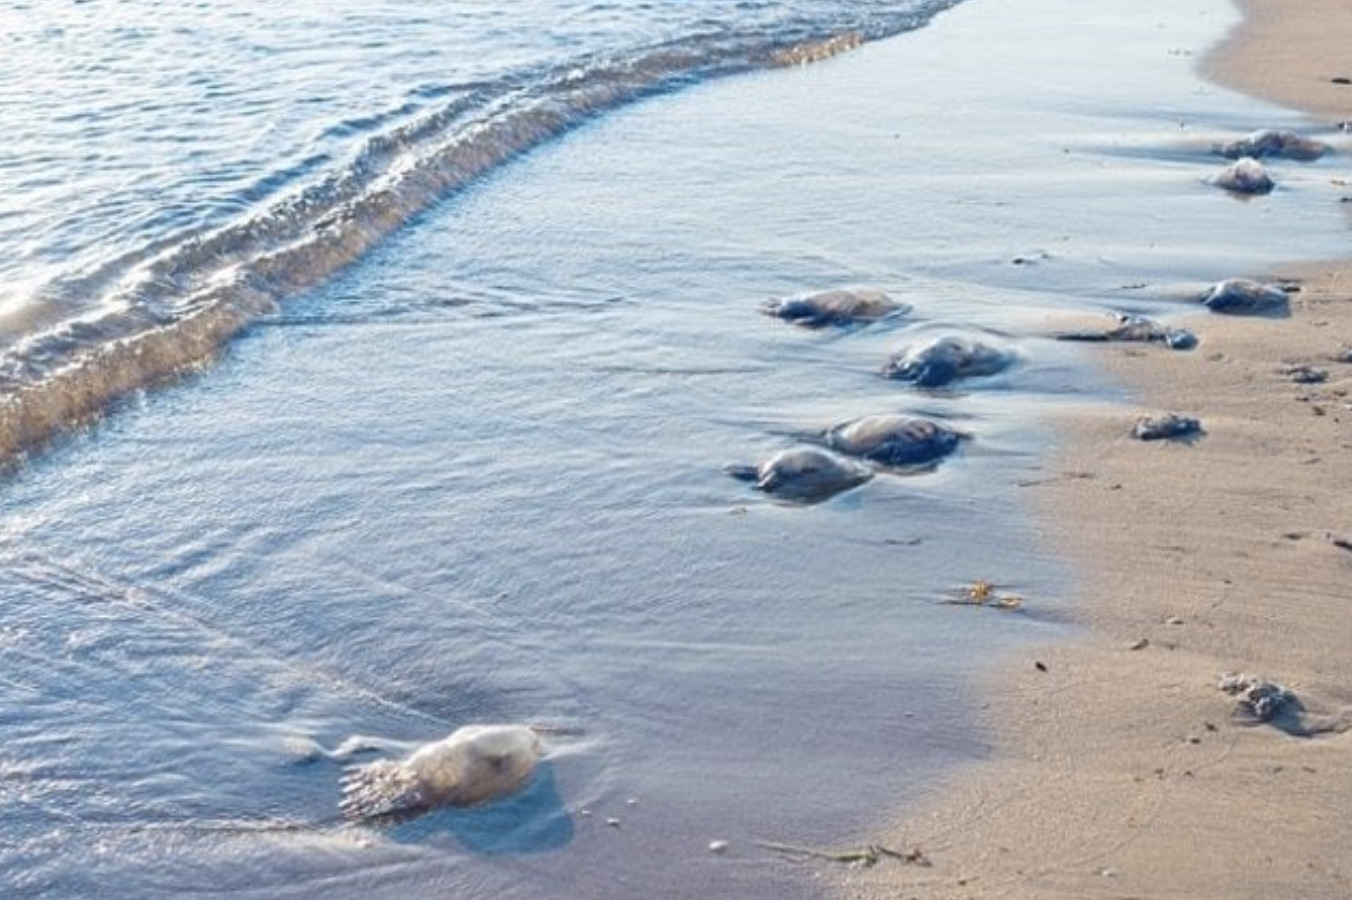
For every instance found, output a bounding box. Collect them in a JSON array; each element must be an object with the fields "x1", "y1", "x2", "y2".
[
  {"x1": 4, "y1": 1, "x2": 1348, "y2": 896},
  {"x1": 845, "y1": 2, "x2": 1352, "y2": 898}
]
